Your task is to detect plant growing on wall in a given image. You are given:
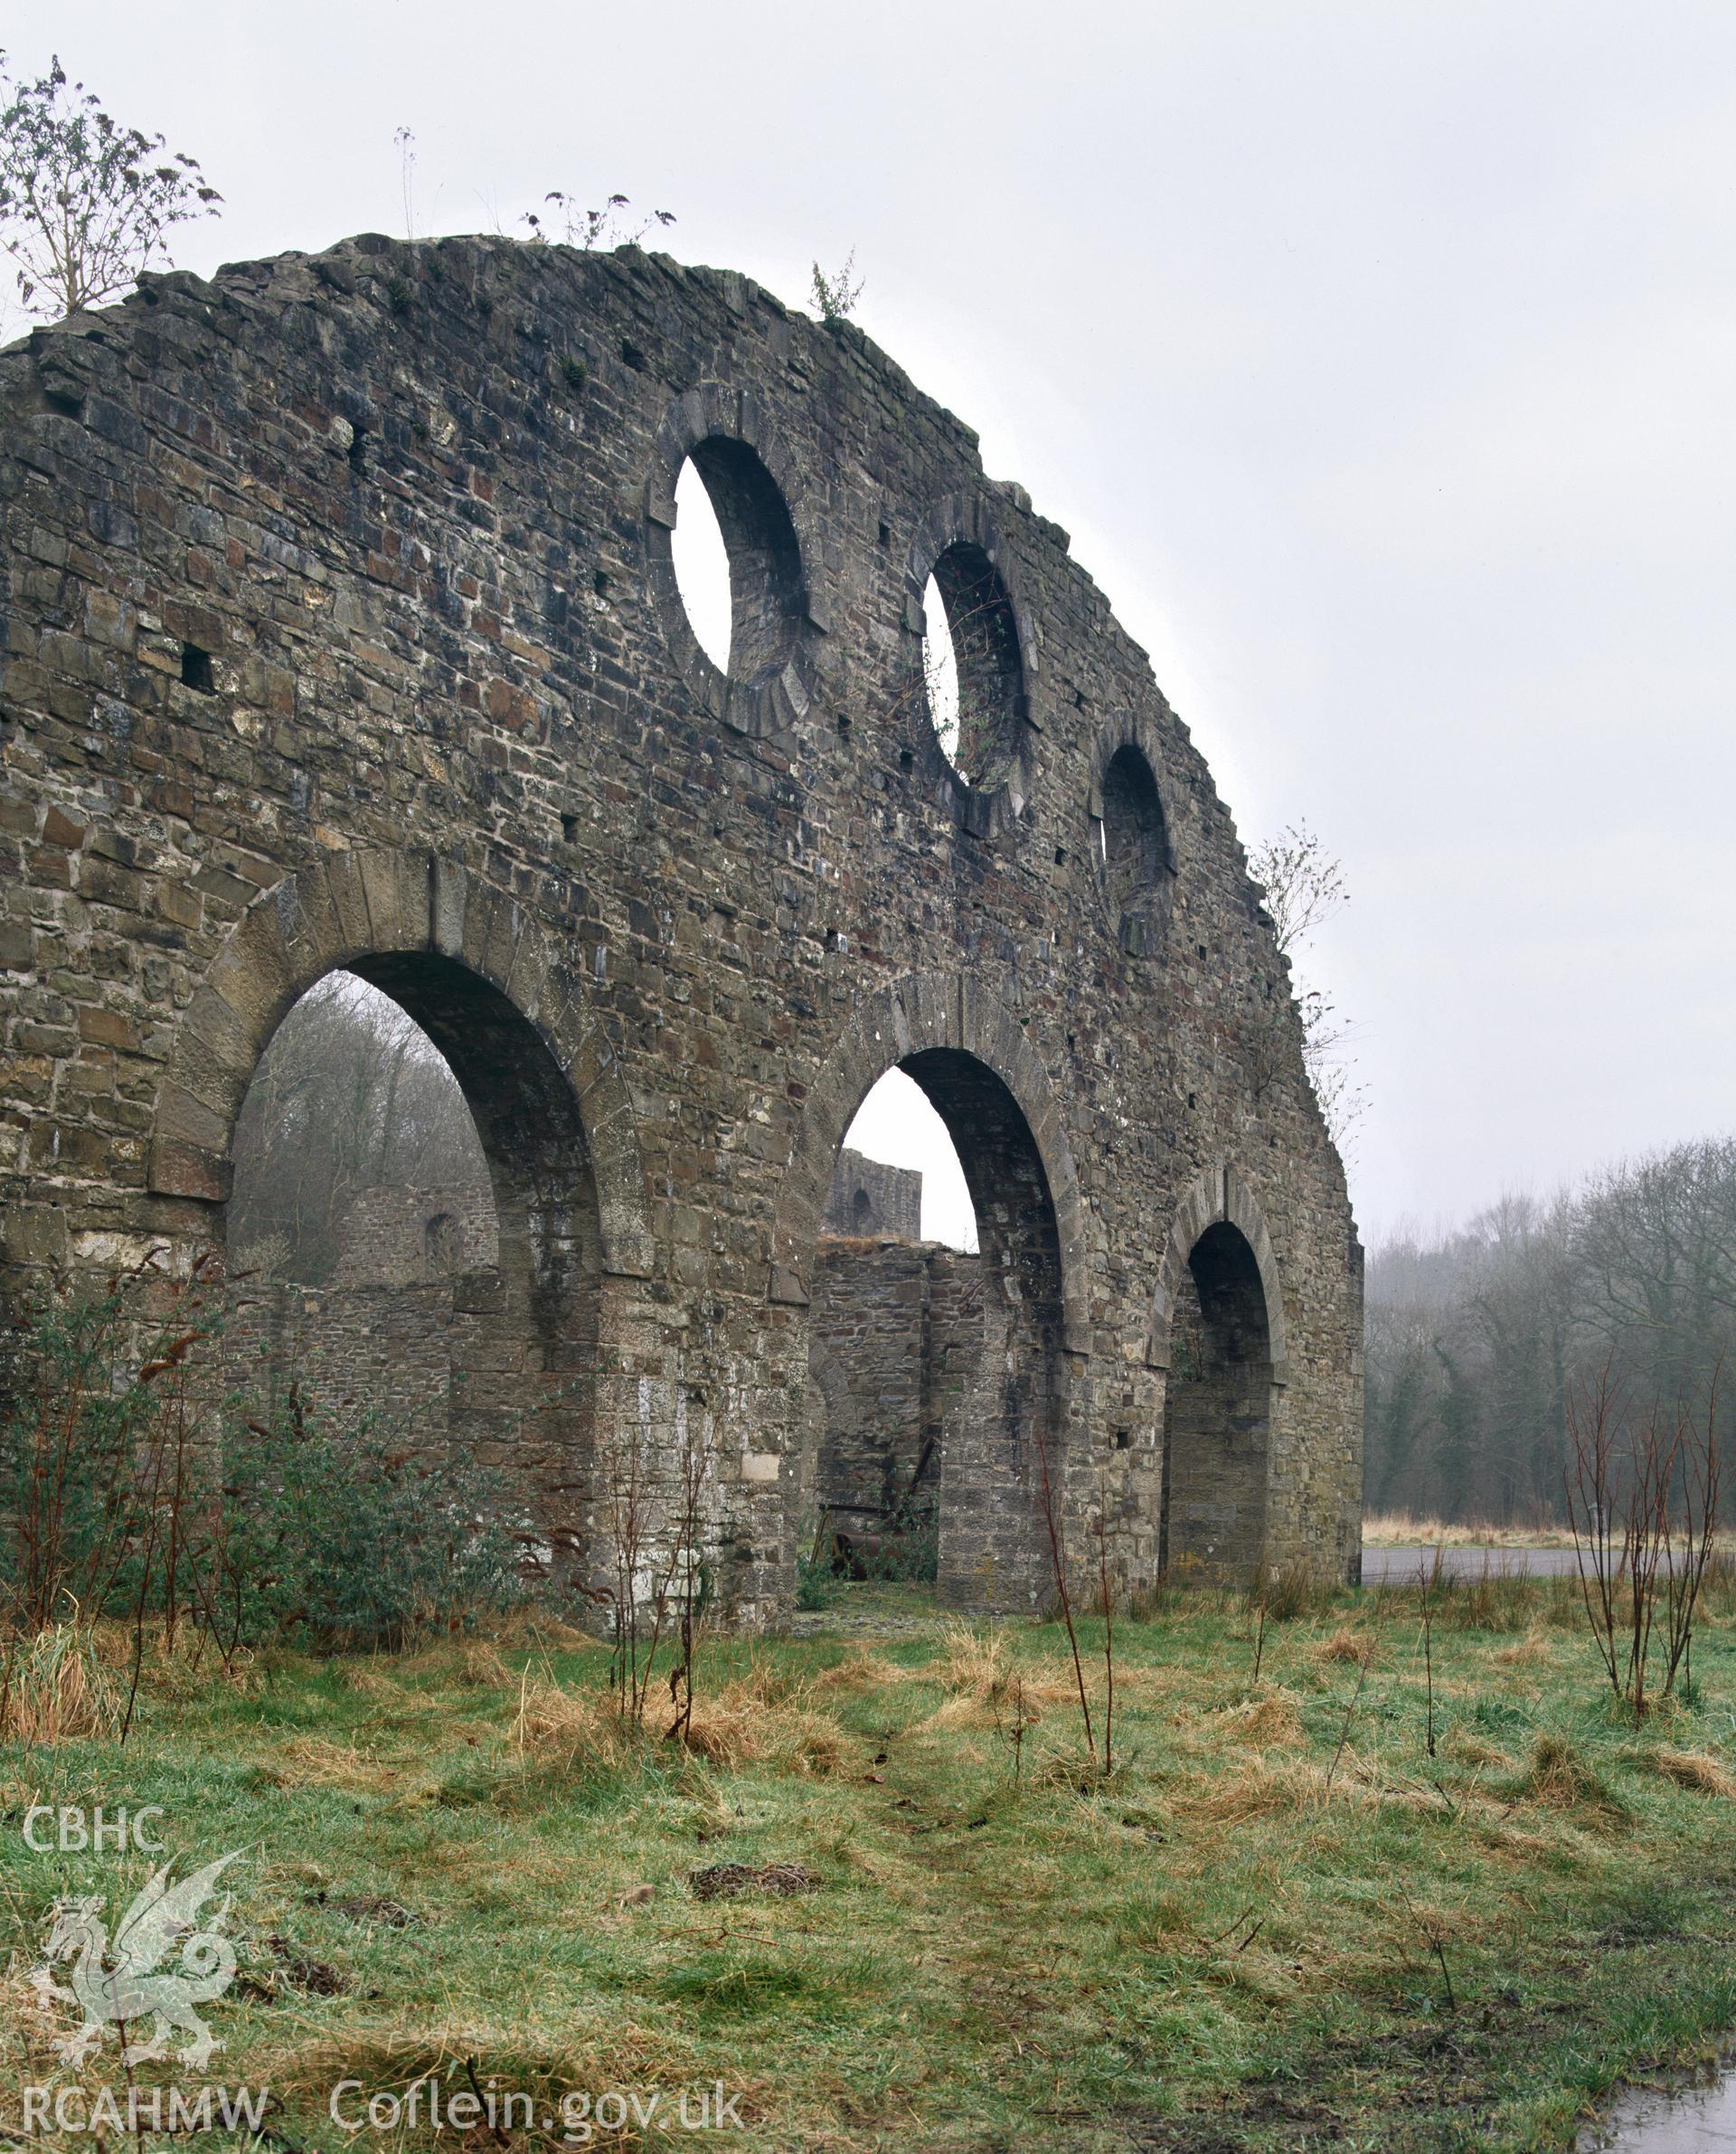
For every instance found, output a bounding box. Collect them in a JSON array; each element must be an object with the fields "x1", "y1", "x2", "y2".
[
  {"x1": 521, "y1": 193, "x2": 675, "y2": 250},
  {"x1": 0, "y1": 53, "x2": 221, "y2": 319},
  {"x1": 810, "y1": 250, "x2": 863, "y2": 324},
  {"x1": 1248, "y1": 820, "x2": 1367, "y2": 1153}
]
